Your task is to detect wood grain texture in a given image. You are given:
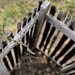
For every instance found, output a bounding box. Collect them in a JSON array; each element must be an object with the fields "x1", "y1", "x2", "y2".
[
  {"x1": 0, "y1": 15, "x2": 38, "y2": 59},
  {"x1": 0, "y1": 60, "x2": 10, "y2": 75},
  {"x1": 46, "y1": 14, "x2": 75, "y2": 42},
  {"x1": 31, "y1": 1, "x2": 50, "y2": 48}
]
